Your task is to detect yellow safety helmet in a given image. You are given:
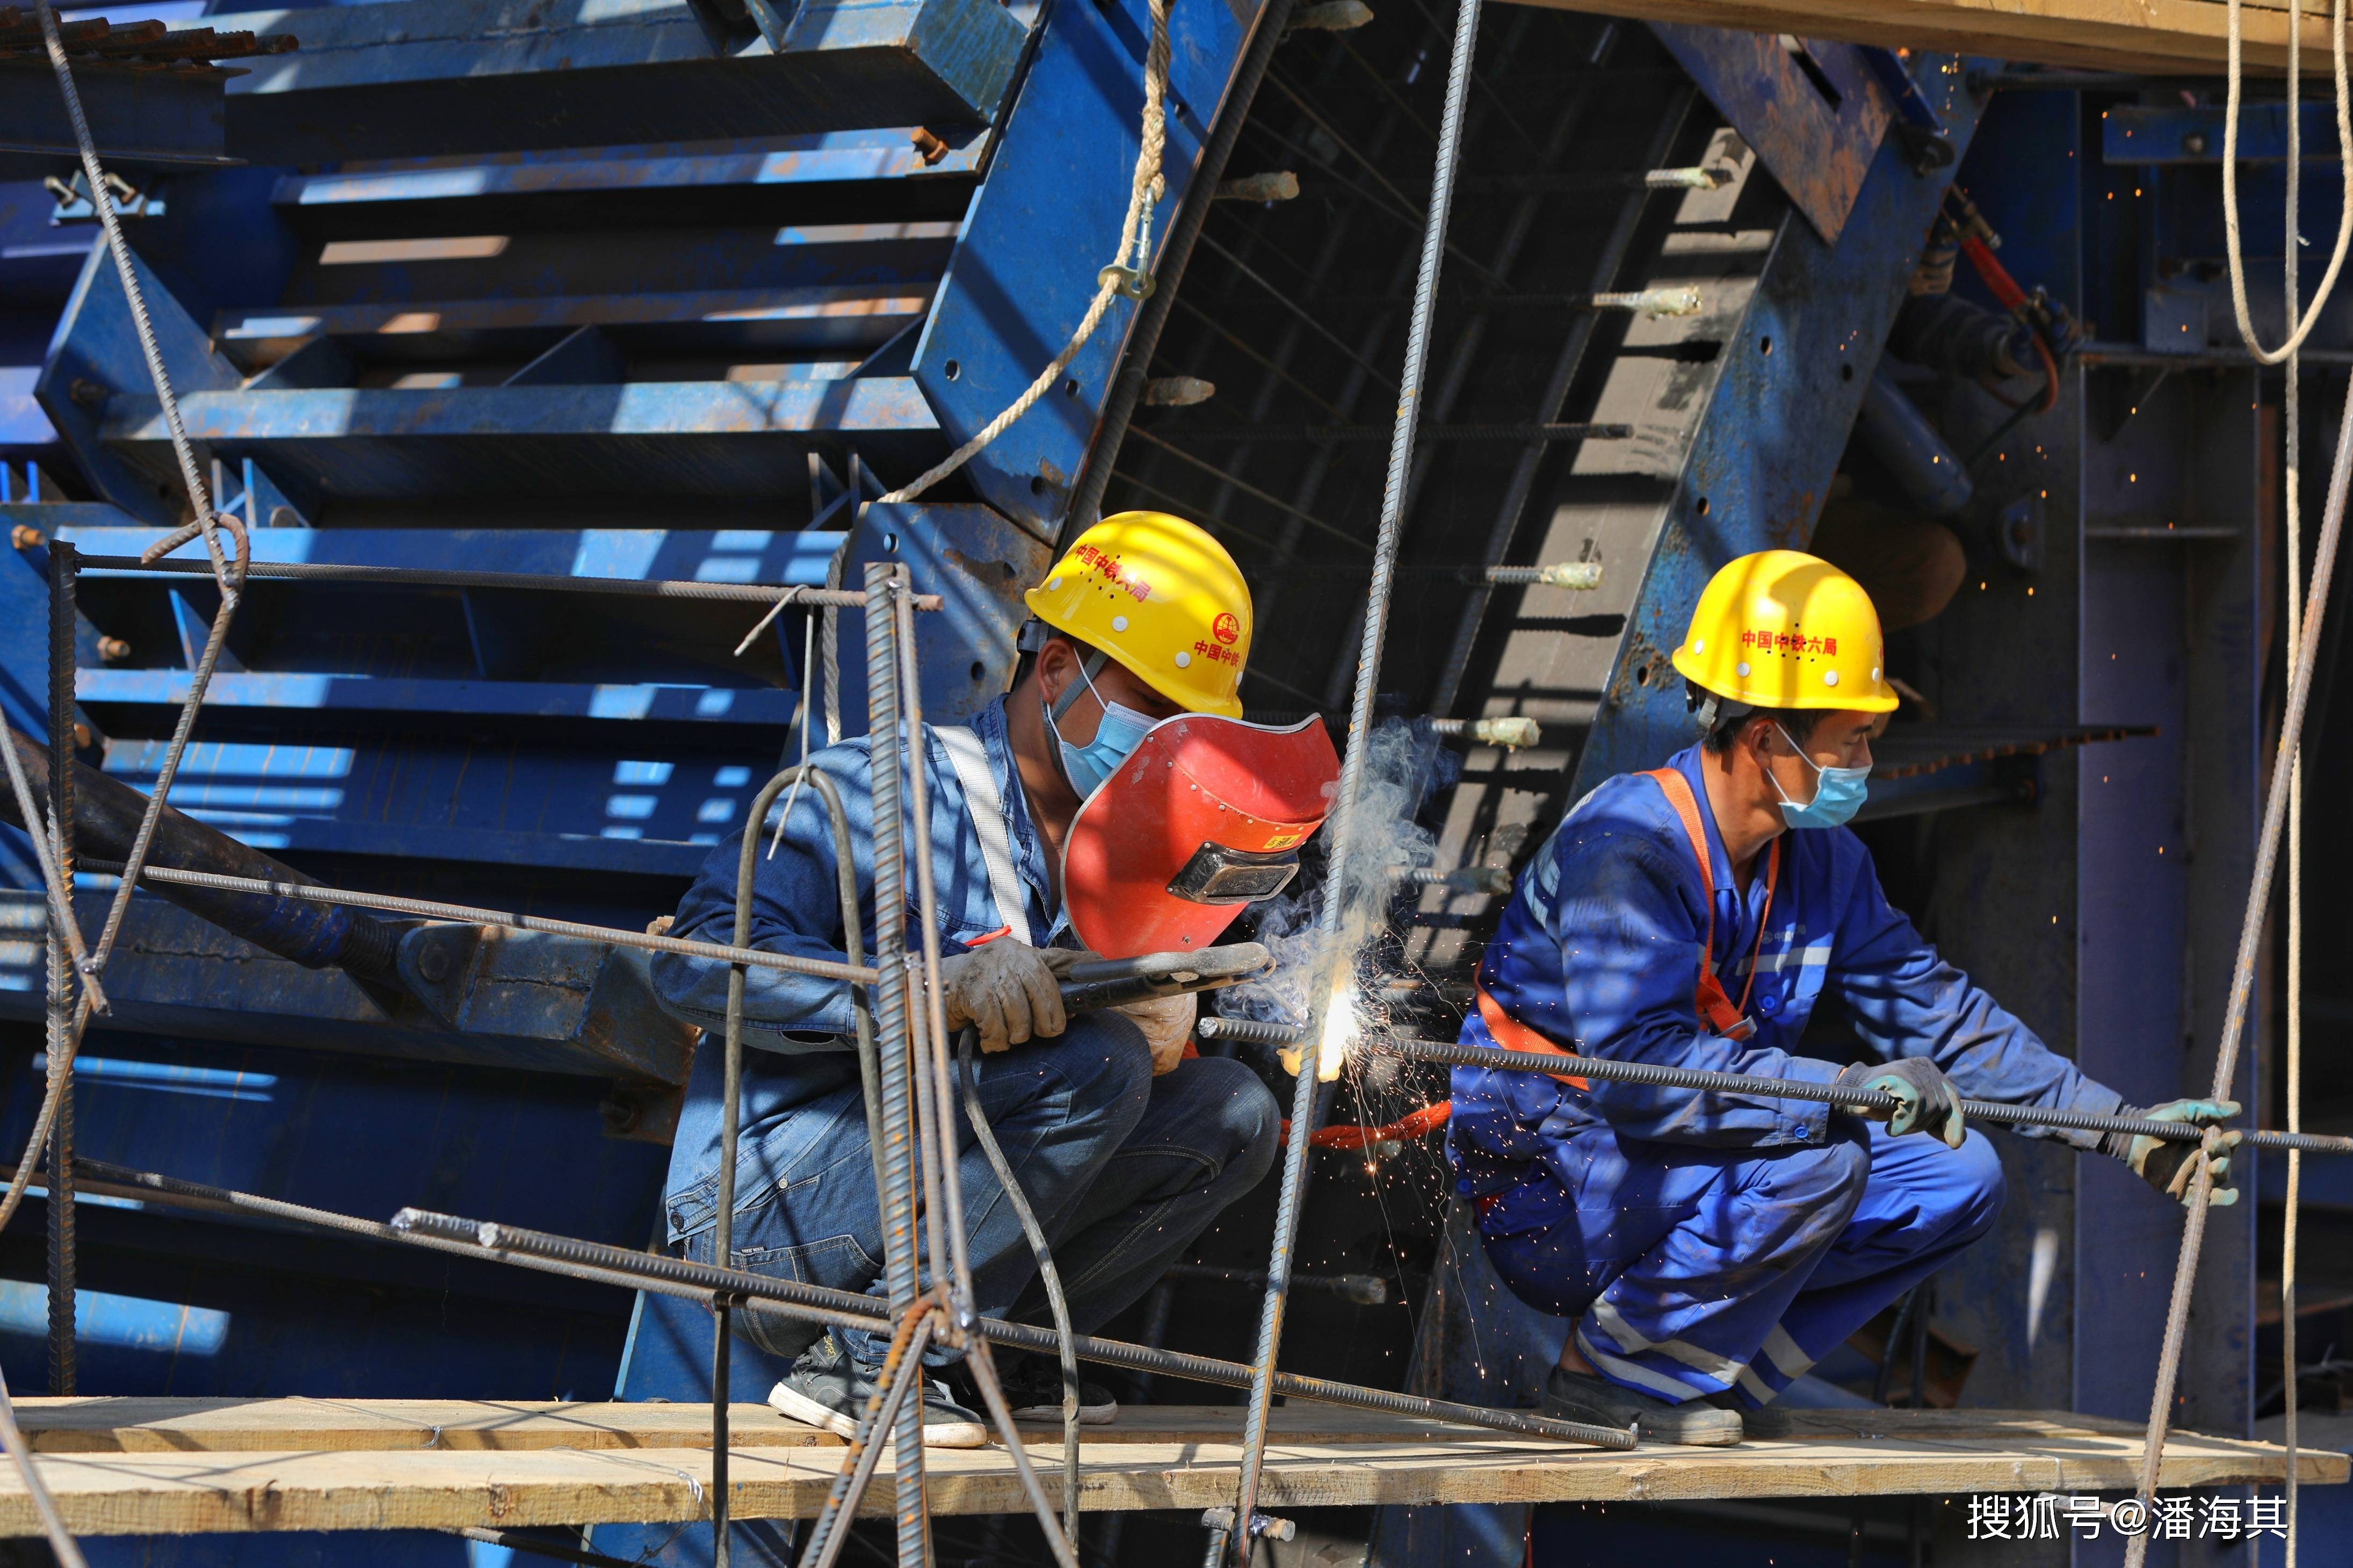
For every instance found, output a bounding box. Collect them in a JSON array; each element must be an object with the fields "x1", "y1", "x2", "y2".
[
  {"x1": 1025, "y1": 511, "x2": 1251, "y2": 717},
  {"x1": 1669, "y1": 549, "x2": 1898, "y2": 713}
]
